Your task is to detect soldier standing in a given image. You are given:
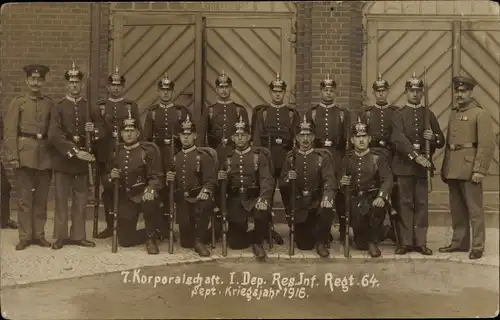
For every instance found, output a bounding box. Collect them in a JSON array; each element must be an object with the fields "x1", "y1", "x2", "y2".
[
  {"x1": 439, "y1": 76, "x2": 495, "y2": 260},
  {"x1": 359, "y1": 74, "x2": 400, "y2": 244},
  {"x1": 94, "y1": 68, "x2": 141, "y2": 239},
  {"x1": 390, "y1": 73, "x2": 445, "y2": 255},
  {"x1": 305, "y1": 75, "x2": 351, "y2": 244},
  {"x1": 339, "y1": 119, "x2": 394, "y2": 257},
  {"x1": 166, "y1": 115, "x2": 217, "y2": 257},
  {"x1": 1, "y1": 112, "x2": 18, "y2": 229},
  {"x1": 279, "y1": 116, "x2": 337, "y2": 257},
  {"x1": 2, "y1": 64, "x2": 53, "y2": 250},
  {"x1": 143, "y1": 73, "x2": 192, "y2": 240},
  {"x1": 217, "y1": 116, "x2": 274, "y2": 260},
  {"x1": 105, "y1": 118, "x2": 163, "y2": 254},
  {"x1": 48, "y1": 63, "x2": 102, "y2": 249}
]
